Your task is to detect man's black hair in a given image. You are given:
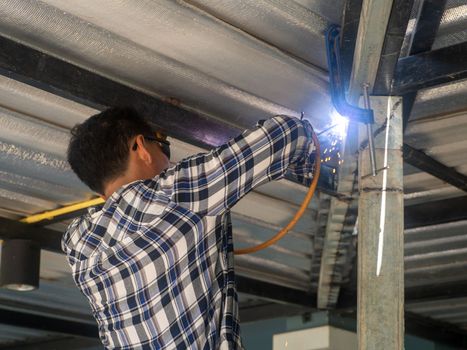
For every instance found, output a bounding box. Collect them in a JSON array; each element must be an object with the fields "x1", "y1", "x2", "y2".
[{"x1": 67, "y1": 107, "x2": 153, "y2": 194}]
